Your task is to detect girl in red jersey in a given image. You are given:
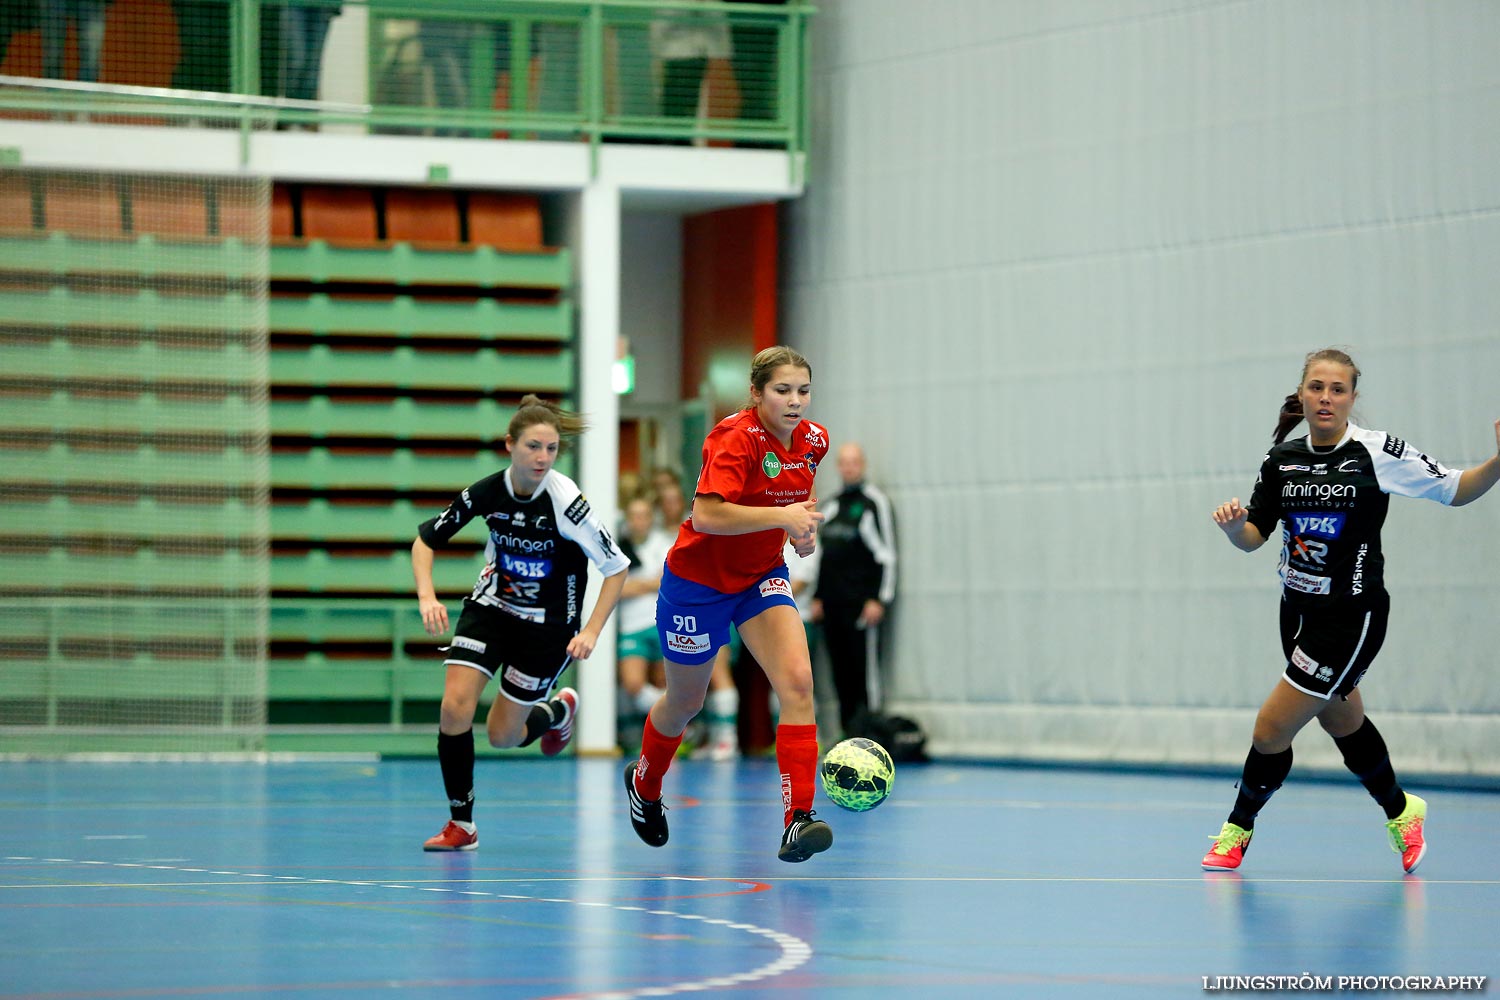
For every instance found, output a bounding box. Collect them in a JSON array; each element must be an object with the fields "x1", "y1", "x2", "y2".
[{"x1": 623, "y1": 346, "x2": 833, "y2": 861}]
